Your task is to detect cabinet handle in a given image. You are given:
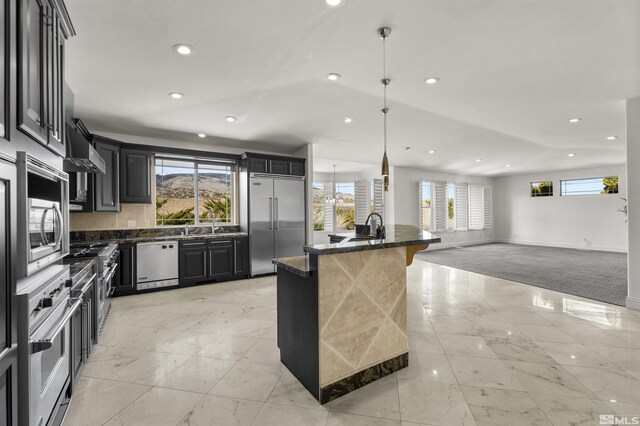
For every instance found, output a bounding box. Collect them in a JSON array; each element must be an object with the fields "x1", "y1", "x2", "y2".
[
  {"x1": 269, "y1": 197, "x2": 273, "y2": 230},
  {"x1": 233, "y1": 240, "x2": 237, "y2": 275}
]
